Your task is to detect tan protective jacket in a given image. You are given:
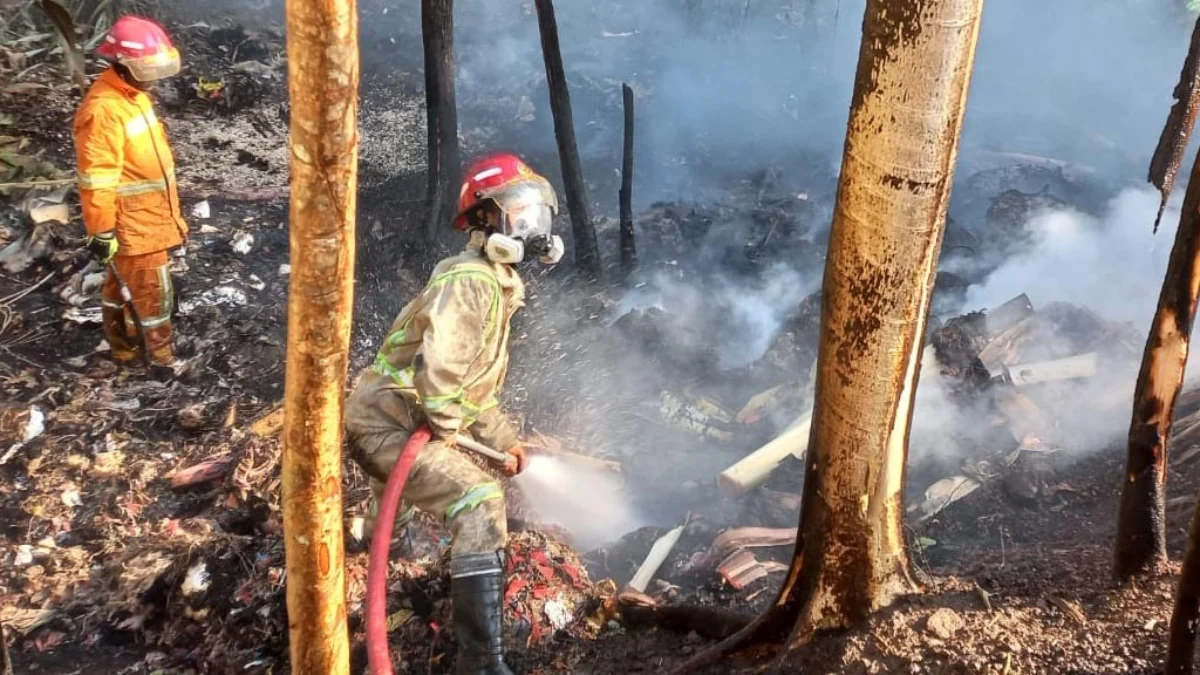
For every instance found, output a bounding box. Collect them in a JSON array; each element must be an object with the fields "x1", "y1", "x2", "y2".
[{"x1": 346, "y1": 241, "x2": 524, "y2": 452}]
